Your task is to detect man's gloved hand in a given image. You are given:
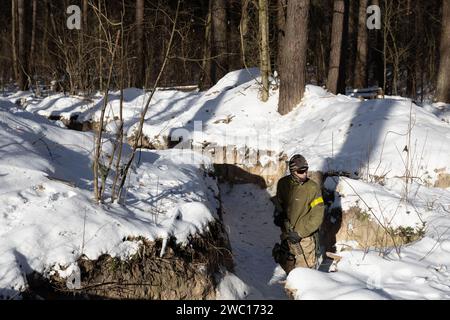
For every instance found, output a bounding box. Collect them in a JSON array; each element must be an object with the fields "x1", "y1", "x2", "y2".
[{"x1": 287, "y1": 231, "x2": 302, "y2": 244}]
